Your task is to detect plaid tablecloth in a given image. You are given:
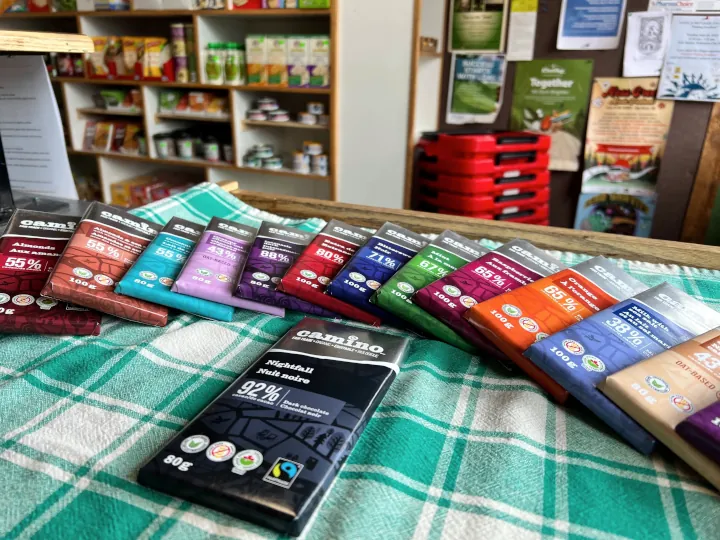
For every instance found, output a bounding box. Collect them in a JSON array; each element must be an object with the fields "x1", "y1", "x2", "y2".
[{"x1": 1, "y1": 183, "x2": 719, "y2": 539}]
